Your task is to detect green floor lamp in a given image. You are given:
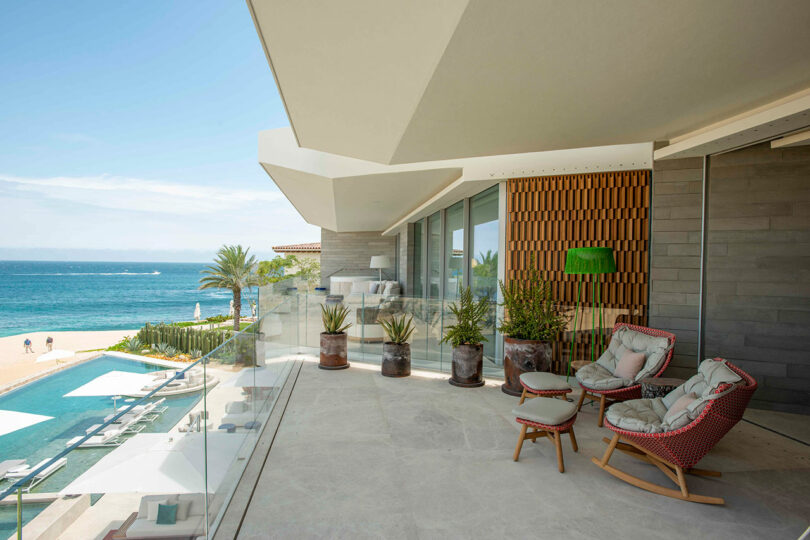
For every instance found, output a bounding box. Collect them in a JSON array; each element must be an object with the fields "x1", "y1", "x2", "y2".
[{"x1": 564, "y1": 247, "x2": 617, "y2": 379}]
